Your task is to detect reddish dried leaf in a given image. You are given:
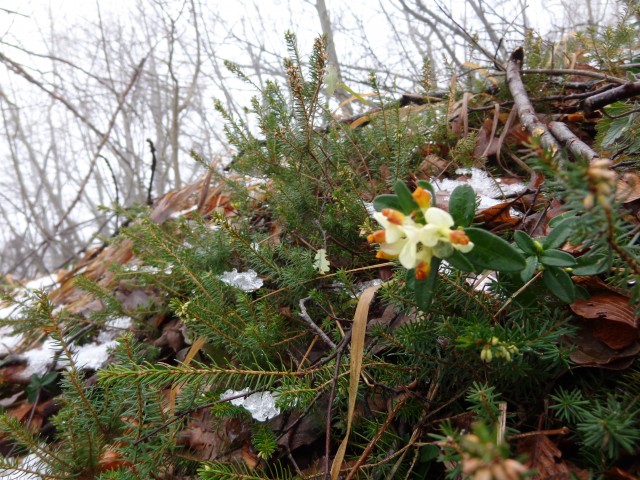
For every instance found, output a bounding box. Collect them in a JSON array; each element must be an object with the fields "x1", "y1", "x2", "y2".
[
  {"x1": 473, "y1": 118, "x2": 499, "y2": 158},
  {"x1": 571, "y1": 293, "x2": 638, "y2": 328},
  {"x1": 518, "y1": 435, "x2": 571, "y2": 480},
  {"x1": 606, "y1": 466, "x2": 640, "y2": 480},
  {"x1": 569, "y1": 322, "x2": 640, "y2": 368},
  {"x1": 592, "y1": 318, "x2": 638, "y2": 350},
  {"x1": 617, "y1": 172, "x2": 640, "y2": 203},
  {"x1": 242, "y1": 443, "x2": 259, "y2": 469},
  {"x1": 476, "y1": 202, "x2": 520, "y2": 227}
]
